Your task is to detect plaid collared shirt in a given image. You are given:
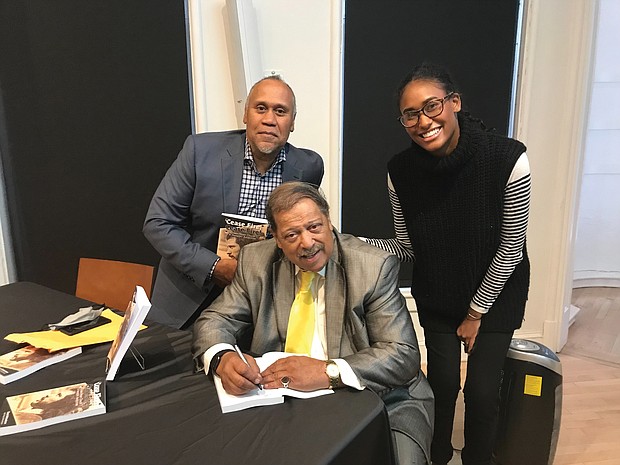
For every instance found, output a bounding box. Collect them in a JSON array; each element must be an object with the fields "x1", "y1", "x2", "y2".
[
  {"x1": 209, "y1": 139, "x2": 286, "y2": 282},
  {"x1": 237, "y1": 139, "x2": 286, "y2": 219}
]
